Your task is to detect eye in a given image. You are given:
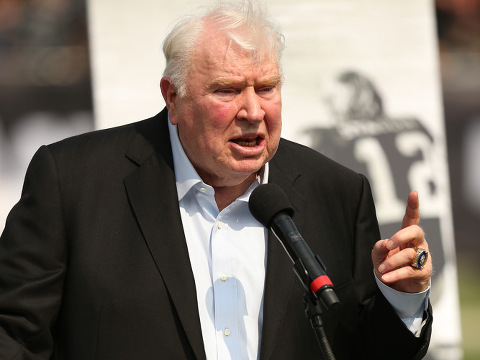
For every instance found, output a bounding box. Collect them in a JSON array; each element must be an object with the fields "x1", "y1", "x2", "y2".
[
  {"x1": 258, "y1": 87, "x2": 273, "y2": 93},
  {"x1": 212, "y1": 88, "x2": 237, "y2": 101},
  {"x1": 256, "y1": 86, "x2": 277, "y2": 97},
  {"x1": 217, "y1": 89, "x2": 235, "y2": 94}
]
